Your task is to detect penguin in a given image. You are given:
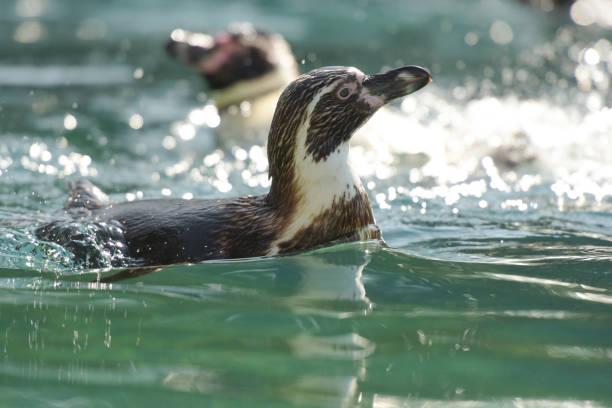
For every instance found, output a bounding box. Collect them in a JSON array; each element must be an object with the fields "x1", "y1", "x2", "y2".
[
  {"x1": 166, "y1": 22, "x2": 298, "y2": 144},
  {"x1": 36, "y1": 65, "x2": 432, "y2": 267}
]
